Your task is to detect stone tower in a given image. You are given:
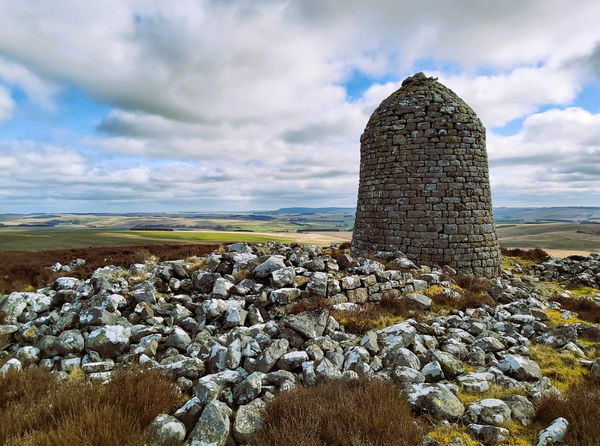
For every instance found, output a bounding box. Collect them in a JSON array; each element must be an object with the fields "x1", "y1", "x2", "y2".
[{"x1": 352, "y1": 72, "x2": 501, "y2": 278}]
